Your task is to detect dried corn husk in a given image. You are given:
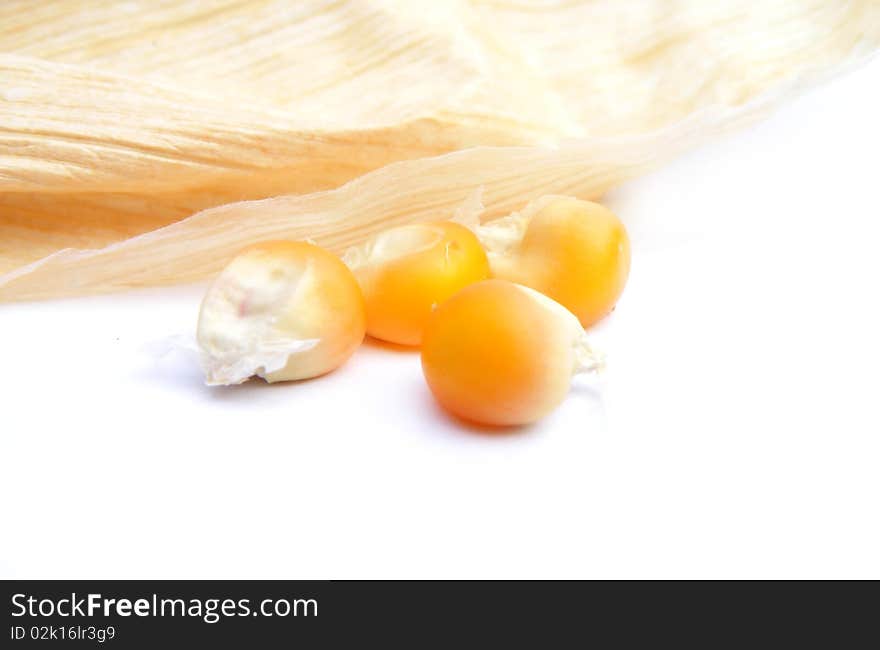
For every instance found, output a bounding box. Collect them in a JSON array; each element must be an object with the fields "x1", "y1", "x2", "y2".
[{"x1": 1, "y1": 0, "x2": 878, "y2": 300}]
